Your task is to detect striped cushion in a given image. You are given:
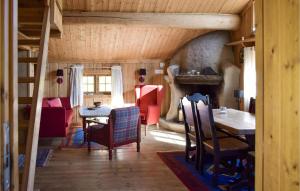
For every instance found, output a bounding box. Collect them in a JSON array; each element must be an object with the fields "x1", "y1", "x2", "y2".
[{"x1": 111, "y1": 106, "x2": 140, "y2": 144}]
